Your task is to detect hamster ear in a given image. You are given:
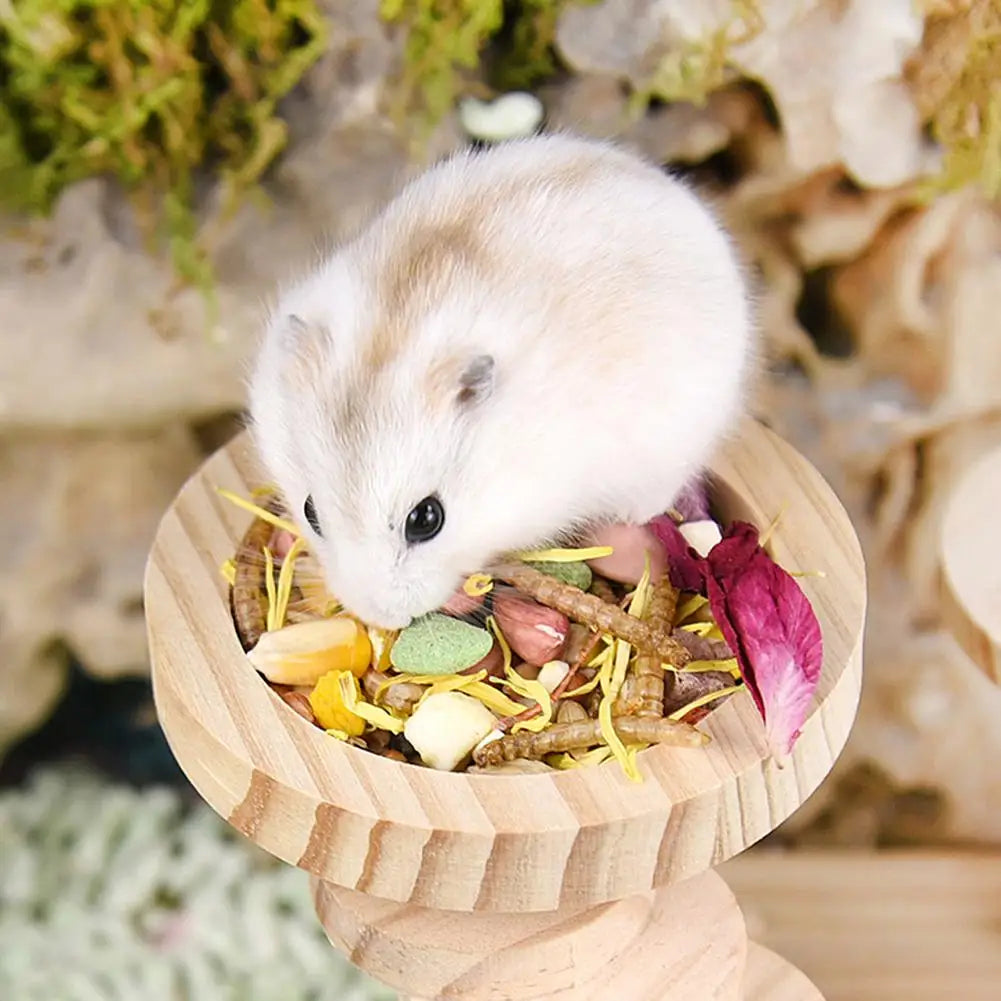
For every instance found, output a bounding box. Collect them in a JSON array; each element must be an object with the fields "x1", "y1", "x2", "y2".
[
  {"x1": 274, "y1": 314, "x2": 329, "y2": 384},
  {"x1": 282, "y1": 314, "x2": 311, "y2": 347},
  {"x1": 457, "y1": 354, "x2": 495, "y2": 404}
]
